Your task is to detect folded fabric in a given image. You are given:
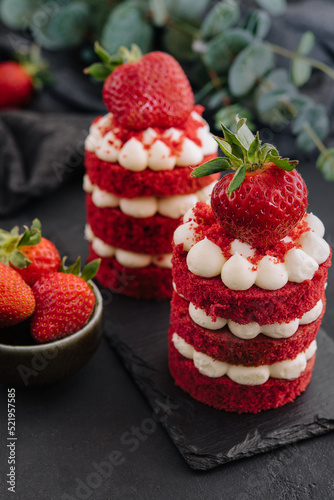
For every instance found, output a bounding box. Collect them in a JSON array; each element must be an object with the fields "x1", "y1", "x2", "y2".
[{"x1": 0, "y1": 111, "x2": 95, "y2": 215}]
